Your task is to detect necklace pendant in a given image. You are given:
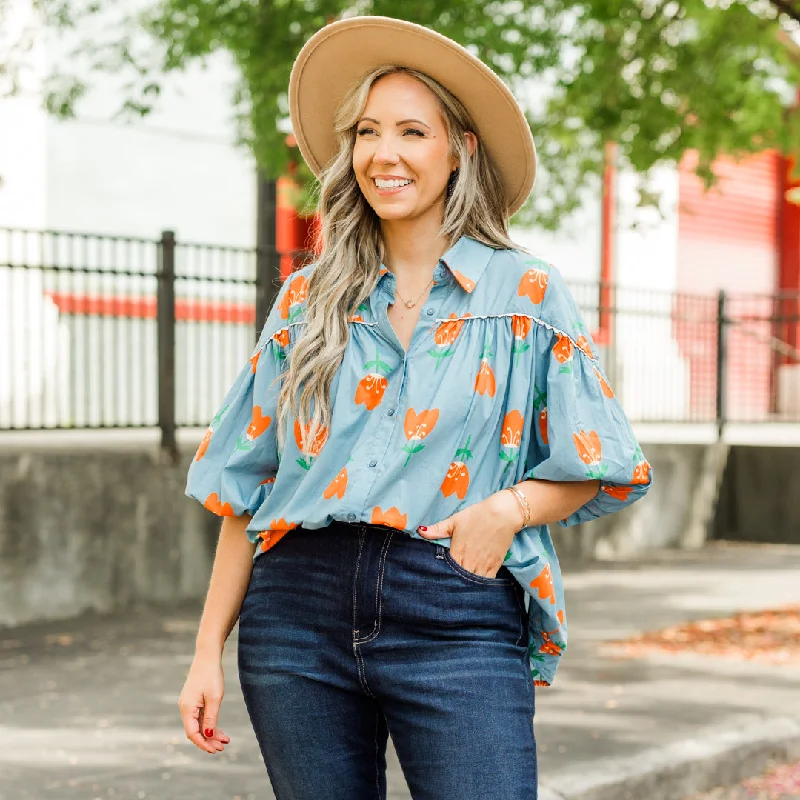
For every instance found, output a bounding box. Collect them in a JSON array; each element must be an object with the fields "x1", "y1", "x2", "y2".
[{"x1": 404, "y1": 300, "x2": 416, "y2": 309}]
